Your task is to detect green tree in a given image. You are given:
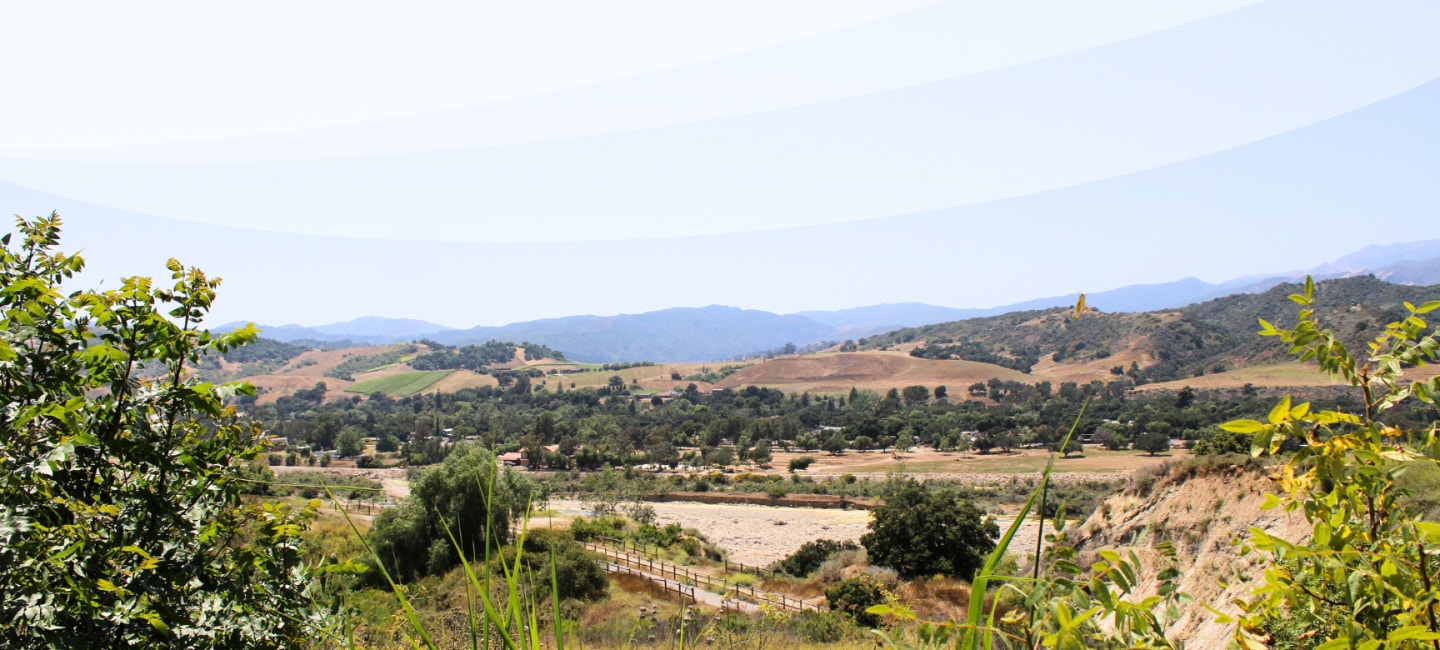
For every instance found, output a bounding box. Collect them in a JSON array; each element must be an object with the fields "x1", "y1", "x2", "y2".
[
  {"x1": 901, "y1": 385, "x2": 931, "y2": 406},
  {"x1": 823, "y1": 432, "x2": 848, "y2": 455},
  {"x1": 336, "y1": 426, "x2": 366, "y2": 458},
  {"x1": 368, "y1": 442, "x2": 535, "y2": 582},
  {"x1": 1134, "y1": 432, "x2": 1170, "y2": 456},
  {"x1": 895, "y1": 427, "x2": 915, "y2": 453},
  {"x1": 0, "y1": 215, "x2": 323, "y2": 646},
  {"x1": 860, "y1": 480, "x2": 997, "y2": 579},
  {"x1": 749, "y1": 439, "x2": 773, "y2": 467}
]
